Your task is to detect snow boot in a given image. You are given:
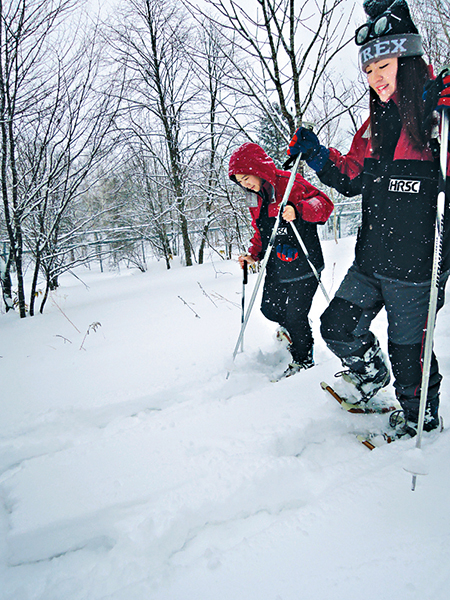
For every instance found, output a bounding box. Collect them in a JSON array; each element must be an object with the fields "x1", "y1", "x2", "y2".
[
  {"x1": 384, "y1": 402, "x2": 443, "y2": 443},
  {"x1": 336, "y1": 338, "x2": 390, "y2": 401},
  {"x1": 397, "y1": 394, "x2": 441, "y2": 433},
  {"x1": 274, "y1": 348, "x2": 314, "y2": 381},
  {"x1": 423, "y1": 396, "x2": 441, "y2": 432}
]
